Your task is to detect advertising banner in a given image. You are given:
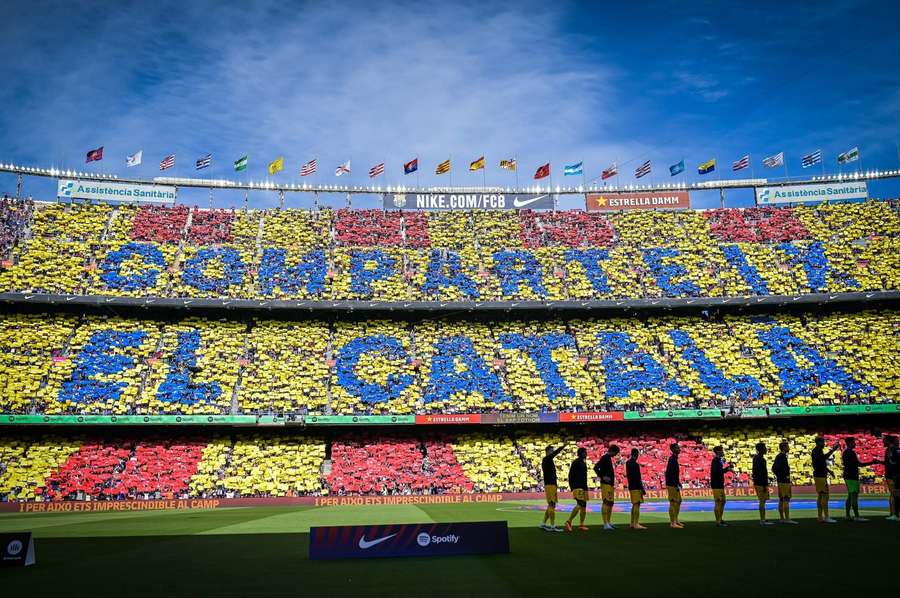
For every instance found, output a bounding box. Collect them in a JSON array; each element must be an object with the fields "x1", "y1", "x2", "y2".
[
  {"x1": 415, "y1": 414, "x2": 482, "y2": 425},
  {"x1": 384, "y1": 192, "x2": 554, "y2": 210},
  {"x1": 0, "y1": 414, "x2": 257, "y2": 425},
  {"x1": 623, "y1": 409, "x2": 722, "y2": 420},
  {"x1": 586, "y1": 191, "x2": 690, "y2": 211},
  {"x1": 309, "y1": 521, "x2": 509, "y2": 560},
  {"x1": 559, "y1": 411, "x2": 625, "y2": 423},
  {"x1": 57, "y1": 179, "x2": 176, "y2": 203},
  {"x1": 305, "y1": 415, "x2": 415, "y2": 425},
  {"x1": 1, "y1": 532, "x2": 35, "y2": 567},
  {"x1": 495, "y1": 413, "x2": 541, "y2": 424},
  {"x1": 755, "y1": 182, "x2": 867, "y2": 205}
]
